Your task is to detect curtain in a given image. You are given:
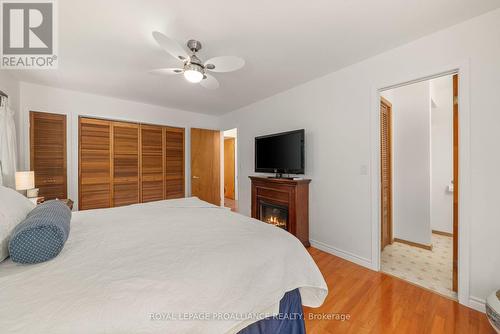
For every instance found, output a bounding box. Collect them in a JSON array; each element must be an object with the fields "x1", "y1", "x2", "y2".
[{"x1": 0, "y1": 97, "x2": 17, "y2": 188}]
